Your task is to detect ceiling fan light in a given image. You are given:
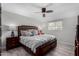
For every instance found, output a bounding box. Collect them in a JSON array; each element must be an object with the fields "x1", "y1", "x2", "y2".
[{"x1": 43, "y1": 13, "x2": 45, "y2": 17}]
